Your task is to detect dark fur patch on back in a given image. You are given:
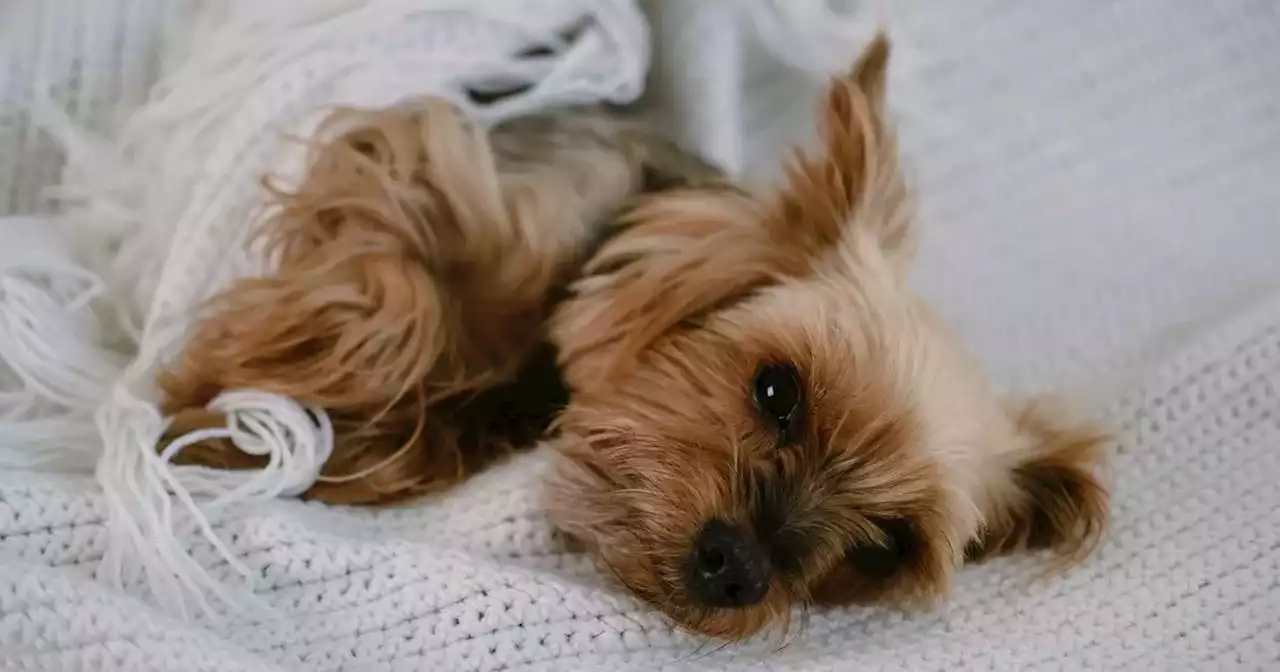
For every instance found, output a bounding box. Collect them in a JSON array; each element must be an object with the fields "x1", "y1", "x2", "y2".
[{"x1": 451, "y1": 340, "x2": 571, "y2": 450}]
